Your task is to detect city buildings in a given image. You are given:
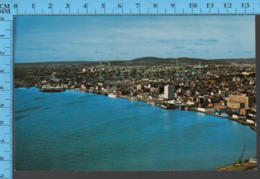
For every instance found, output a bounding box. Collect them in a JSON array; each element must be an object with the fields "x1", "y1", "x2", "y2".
[{"x1": 14, "y1": 58, "x2": 256, "y2": 127}]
